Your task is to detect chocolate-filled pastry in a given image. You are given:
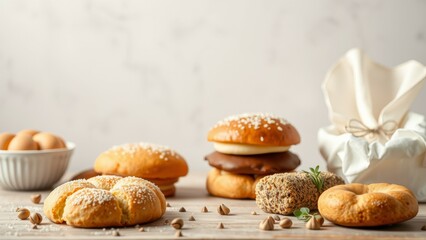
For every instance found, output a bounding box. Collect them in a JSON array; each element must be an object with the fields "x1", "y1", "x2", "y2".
[
  {"x1": 205, "y1": 151, "x2": 300, "y2": 175},
  {"x1": 205, "y1": 113, "x2": 302, "y2": 199}
]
